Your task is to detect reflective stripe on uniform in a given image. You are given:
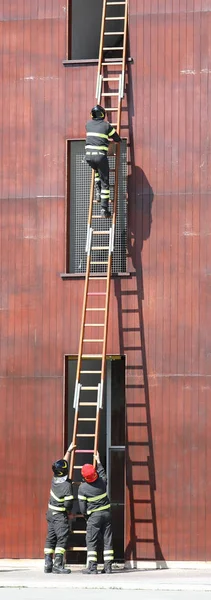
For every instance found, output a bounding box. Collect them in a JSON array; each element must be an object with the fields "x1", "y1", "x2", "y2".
[
  {"x1": 50, "y1": 490, "x2": 64, "y2": 502},
  {"x1": 85, "y1": 145, "x2": 108, "y2": 152},
  {"x1": 44, "y1": 548, "x2": 54, "y2": 554},
  {"x1": 101, "y1": 191, "x2": 110, "y2": 197},
  {"x1": 64, "y1": 495, "x2": 74, "y2": 501},
  {"x1": 55, "y1": 547, "x2": 65, "y2": 555},
  {"x1": 78, "y1": 494, "x2": 87, "y2": 501},
  {"x1": 108, "y1": 128, "x2": 116, "y2": 137},
  {"x1": 86, "y1": 132, "x2": 109, "y2": 140},
  {"x1": 48, "y1": 503, "x2": 66, "y2": 512},
  {"x1": 87, "y1": 503, "x2": 111, "y2": 515},
  {"x1": 104, "y1": 550, "x2": 114, "y2": 556},
  {"x1": 95, "y1": 174, "x2": 100, "y2": 179},
  {"x1": 87, "y1": 492, "x2": 107, "y2": 502},
  {"x1": 88, "y1": 551, "x2": 97, "y2": 556}
]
